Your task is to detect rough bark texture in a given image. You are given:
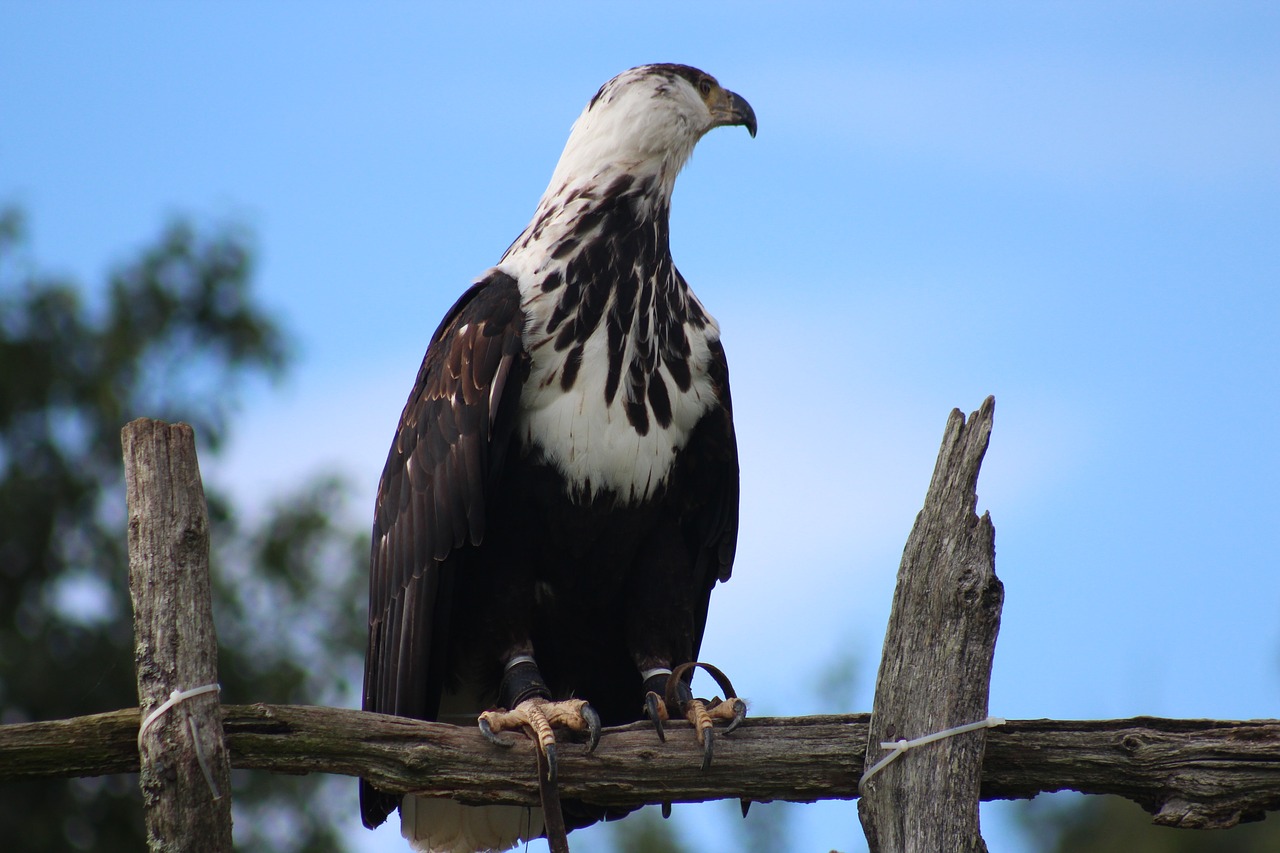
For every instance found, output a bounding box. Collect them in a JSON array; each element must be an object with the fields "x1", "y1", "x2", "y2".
[
  {"x1": 123, "y1": 418, "x2": 233, "y2": 853},
  {"x1": 2, "y1": 707, "x2": 1278, "y2": 829},
  {"x1": 0, "y1": 405, "x2": 1260, "y2": 843},
  {"x1": 859, "y1": 397, "x2": 1003, "y2": 853}
]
